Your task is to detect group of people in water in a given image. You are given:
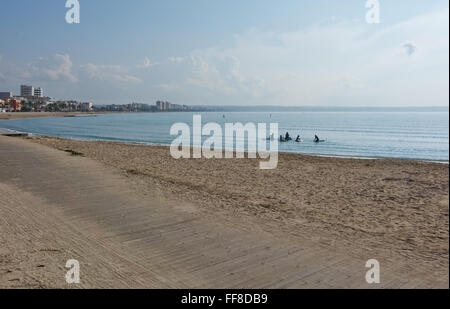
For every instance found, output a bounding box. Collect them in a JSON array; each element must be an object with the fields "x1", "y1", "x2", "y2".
[{"x1": 274, "y1": 132, "x2": 324, "y2": 143}]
